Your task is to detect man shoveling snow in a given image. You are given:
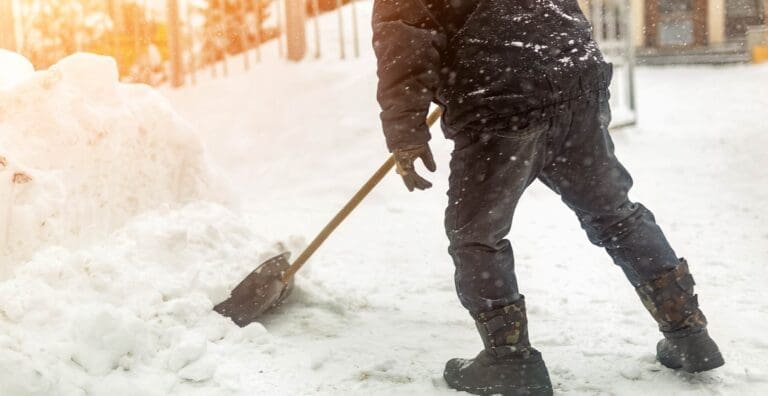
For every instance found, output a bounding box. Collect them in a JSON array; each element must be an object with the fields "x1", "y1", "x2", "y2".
[{"x1": 372, "y1": 0, "x2": 724, "y2": 394}]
